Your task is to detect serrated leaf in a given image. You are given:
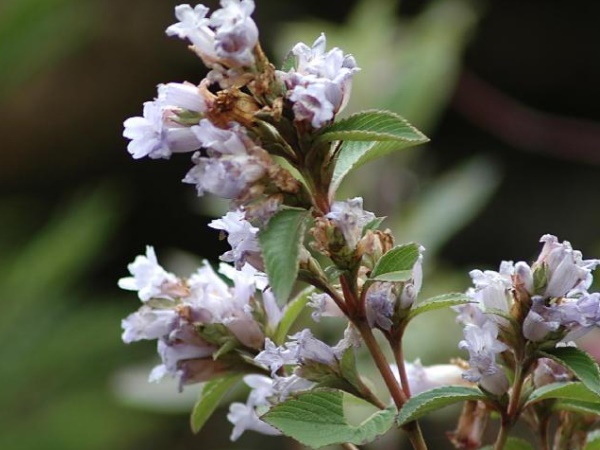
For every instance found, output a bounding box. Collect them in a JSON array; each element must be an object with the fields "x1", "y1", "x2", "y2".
[
  {"x1": 525, "y1": 382, "x2": 600, "y2": 406},
  {"x1": 373, "y1": 270, "x2": 413, "y2": 282},
  {"x1": 317, "y1": 110, "x2": 428, "y2": 143},
  {"x1": 554, "y1": 400, "x2": 600, "y2": 416},
  {"x1": 480, "y1": 437, "x2": 534, "y2": 450},
  {"x1": 541, "y1": 347, "x2": 600, "y2": 396},
  {"x1": 370, "y1": 243, "x2": 420, "y2": 280},
  {"x1": 396, "y1": 386, "x2": 486, "y2": 426},
  {"x1": 259, "y1": 208, "x2": 309, "y2": 305},
  {"x1": 331, "y1": 141, "x2": 423, "y2": 193},
  {"x1": 408, "y1": 293, "x2": 473, "y2": 320},
  {"x1": 274, "y1": 288, "x2": 313, "y2": 345},
  {"x1": 190, "y1": 375, "x2": 242, "y2": 433},
  {"x1": 262, "y1": 389, "x2": 395, "y2": 448}
]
